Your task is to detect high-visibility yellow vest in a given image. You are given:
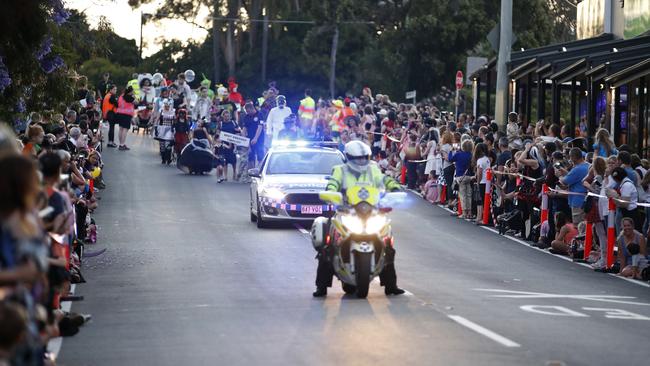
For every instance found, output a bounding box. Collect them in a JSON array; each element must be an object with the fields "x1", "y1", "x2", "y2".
[
  {"x1": 298, "y1": 96, "x2": 315, "y2": 120},
  {"x1": 127, "y1": 79, "x2": 140, "y2": 100}
]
